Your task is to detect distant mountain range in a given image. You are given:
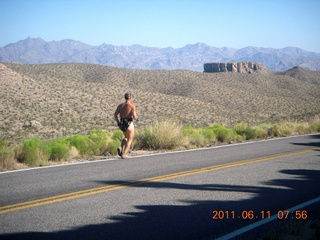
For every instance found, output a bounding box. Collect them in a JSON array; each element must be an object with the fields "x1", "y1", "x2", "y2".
[{"x1": 1, "y1": 37, "x2": 320, "y2": 72}]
